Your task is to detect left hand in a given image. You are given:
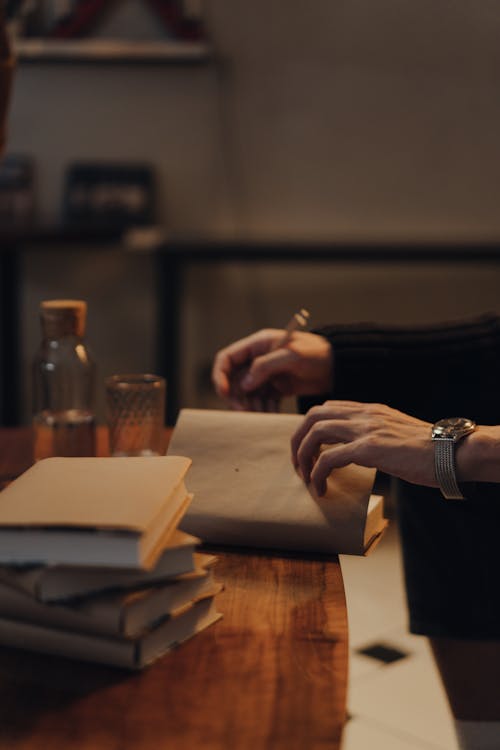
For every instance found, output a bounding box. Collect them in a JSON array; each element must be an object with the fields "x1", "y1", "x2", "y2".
[{"x1": 291, "y1": 401, "x2": 435, "y2": 496}]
